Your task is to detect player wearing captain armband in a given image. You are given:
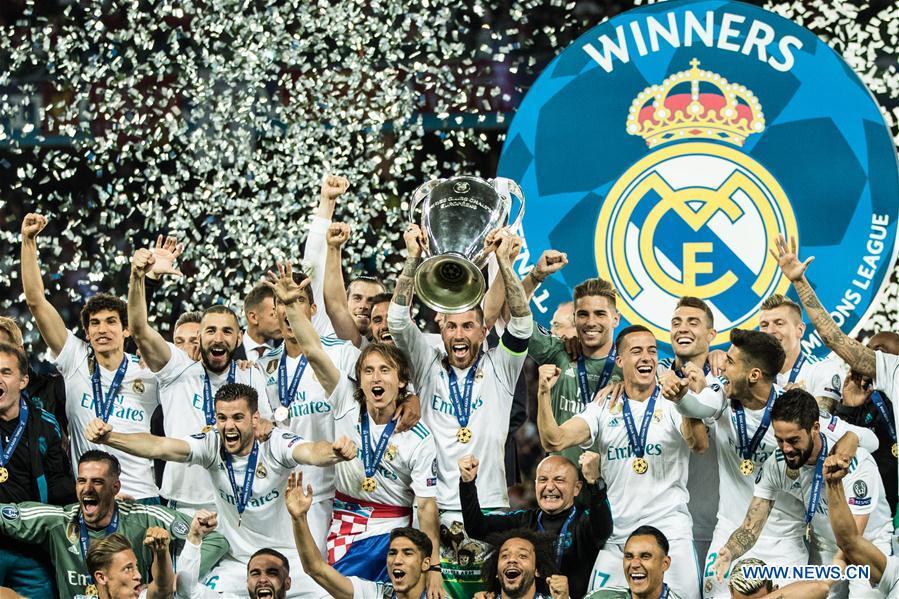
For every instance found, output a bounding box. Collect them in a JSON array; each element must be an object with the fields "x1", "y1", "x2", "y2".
[
  {"x1": 711, "y1": 389, "x2": 891, "y2": 599},
  {"x1": 85, "y1": 382, "x2": 356, "y2": 598},
  {"x1": 266, "y1": 260, "x2": 442, "y2": 597},
  {"x1": 388, "y1": 225, "x2": 533, "y2": 598},
  {"x1": 538, "y1": 325, "x2": 709, "y2": 599},
  {"x1": 668, "y1": 328, "x2": 879, "y2": 599}
]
